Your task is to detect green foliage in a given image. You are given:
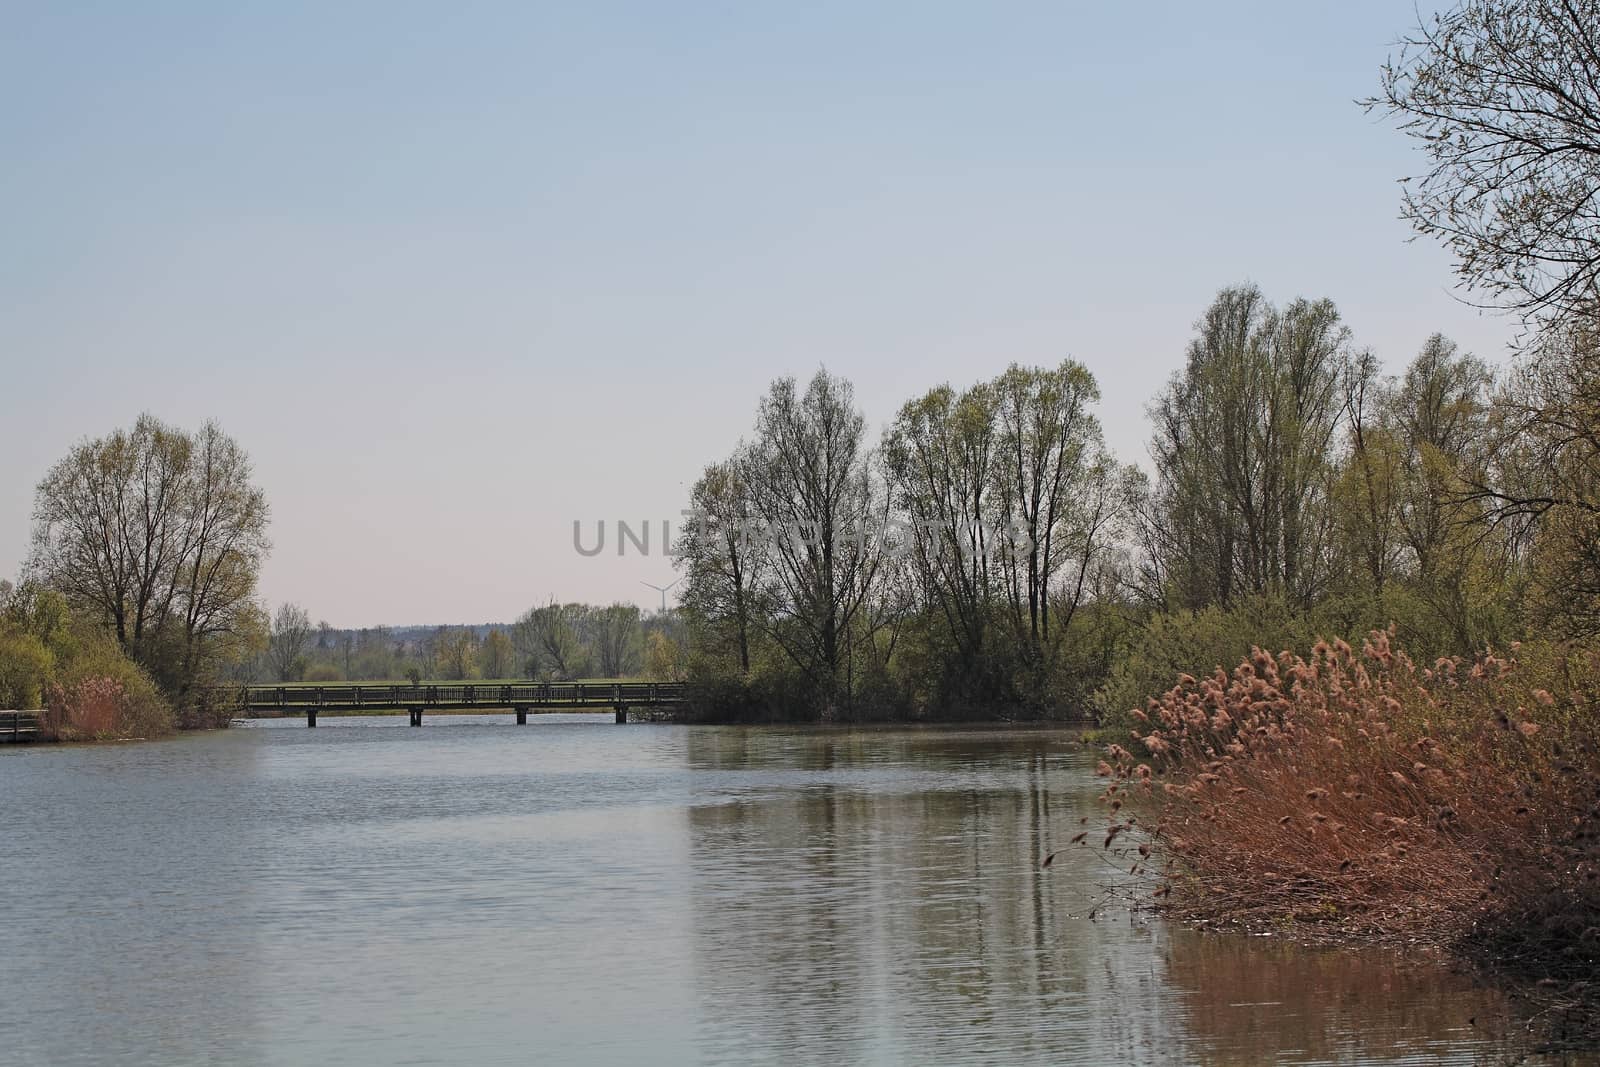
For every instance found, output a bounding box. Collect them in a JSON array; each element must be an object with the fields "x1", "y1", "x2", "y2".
[
  {"x1": 1096, "y1": 596, "x2": 1344, "y2": 734},
  {"x1": 41, "y1": 633, "x2": 174, "y2": 740},
  {"x1": 0, "y1": 578, "x2": 177, "y2": 738},
  {"x1": 480, "y1": 630, "x2": 514, "y2": 679},
  {"x1": 0, "y1": 630, "x2": 53, "y2": 709},
  {"x1": 1146, "y1": 287, "x2": 1349, "y2": 611},
  {"x1": 644, "y1": 630, "x2": 683, "y2": 681}
]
